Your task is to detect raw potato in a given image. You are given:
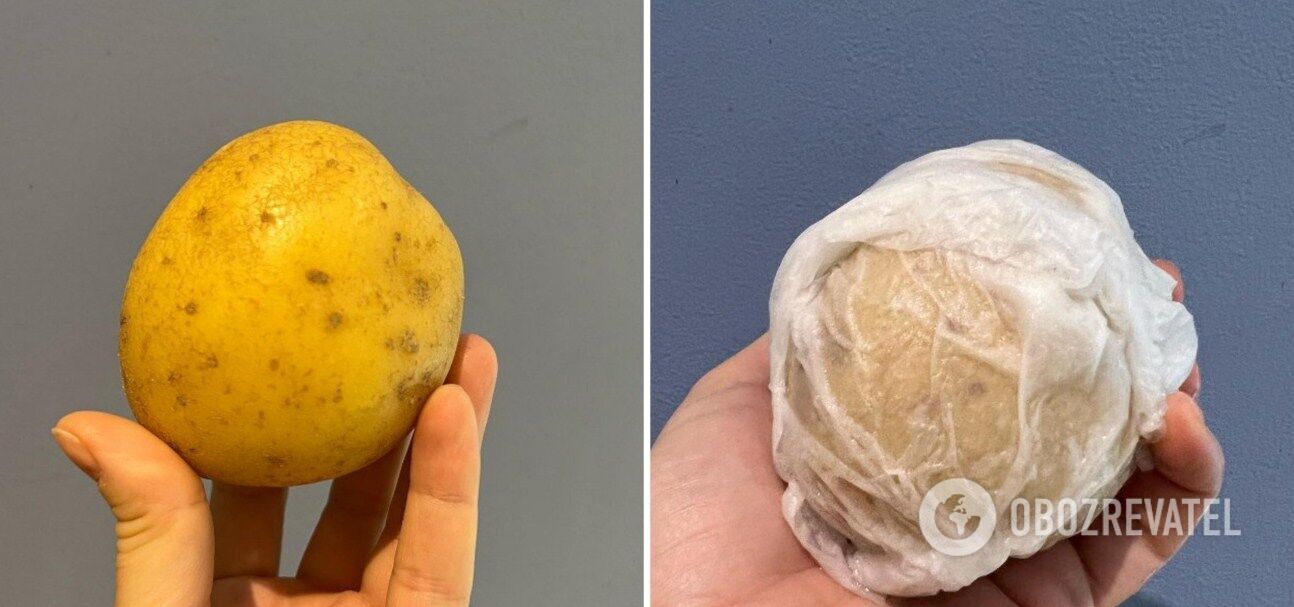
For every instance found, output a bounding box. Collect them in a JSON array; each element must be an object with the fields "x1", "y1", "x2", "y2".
[{"x1": 119, "y1": 120, "x2": 463, "y2": 487}]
